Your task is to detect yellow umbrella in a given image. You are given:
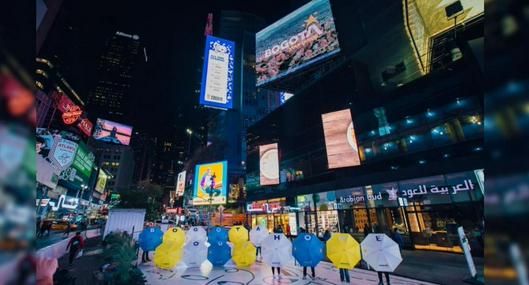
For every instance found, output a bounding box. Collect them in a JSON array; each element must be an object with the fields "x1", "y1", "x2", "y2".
[
  {"x1": 326, "y1": 233, "x2": 361, "y2": 269},
  {"x1": 163, "y1": 227, "x2": 186, "y2": 247},
  {"x1": 232, "y1": 241, "x2": 256, "y2": 268},
  {"x1": 154, "y1": 242, "x2": 184, "y2": 270},
  {"x1": 228, "y1": 226, "x2": 248, "y2": 244}
]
